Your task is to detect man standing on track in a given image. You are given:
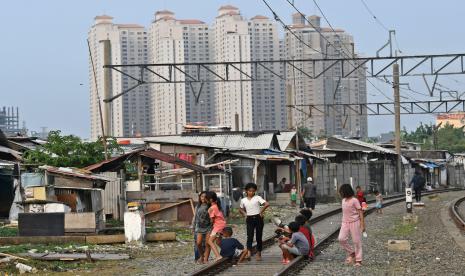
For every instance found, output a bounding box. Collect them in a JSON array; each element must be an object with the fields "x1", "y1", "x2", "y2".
[
  {"x1": 410, "y1": 170, "x2": 426, "y2": 203},
  {"x1": 302, "y1": 177, "x2": 317, "y2": 210}
]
